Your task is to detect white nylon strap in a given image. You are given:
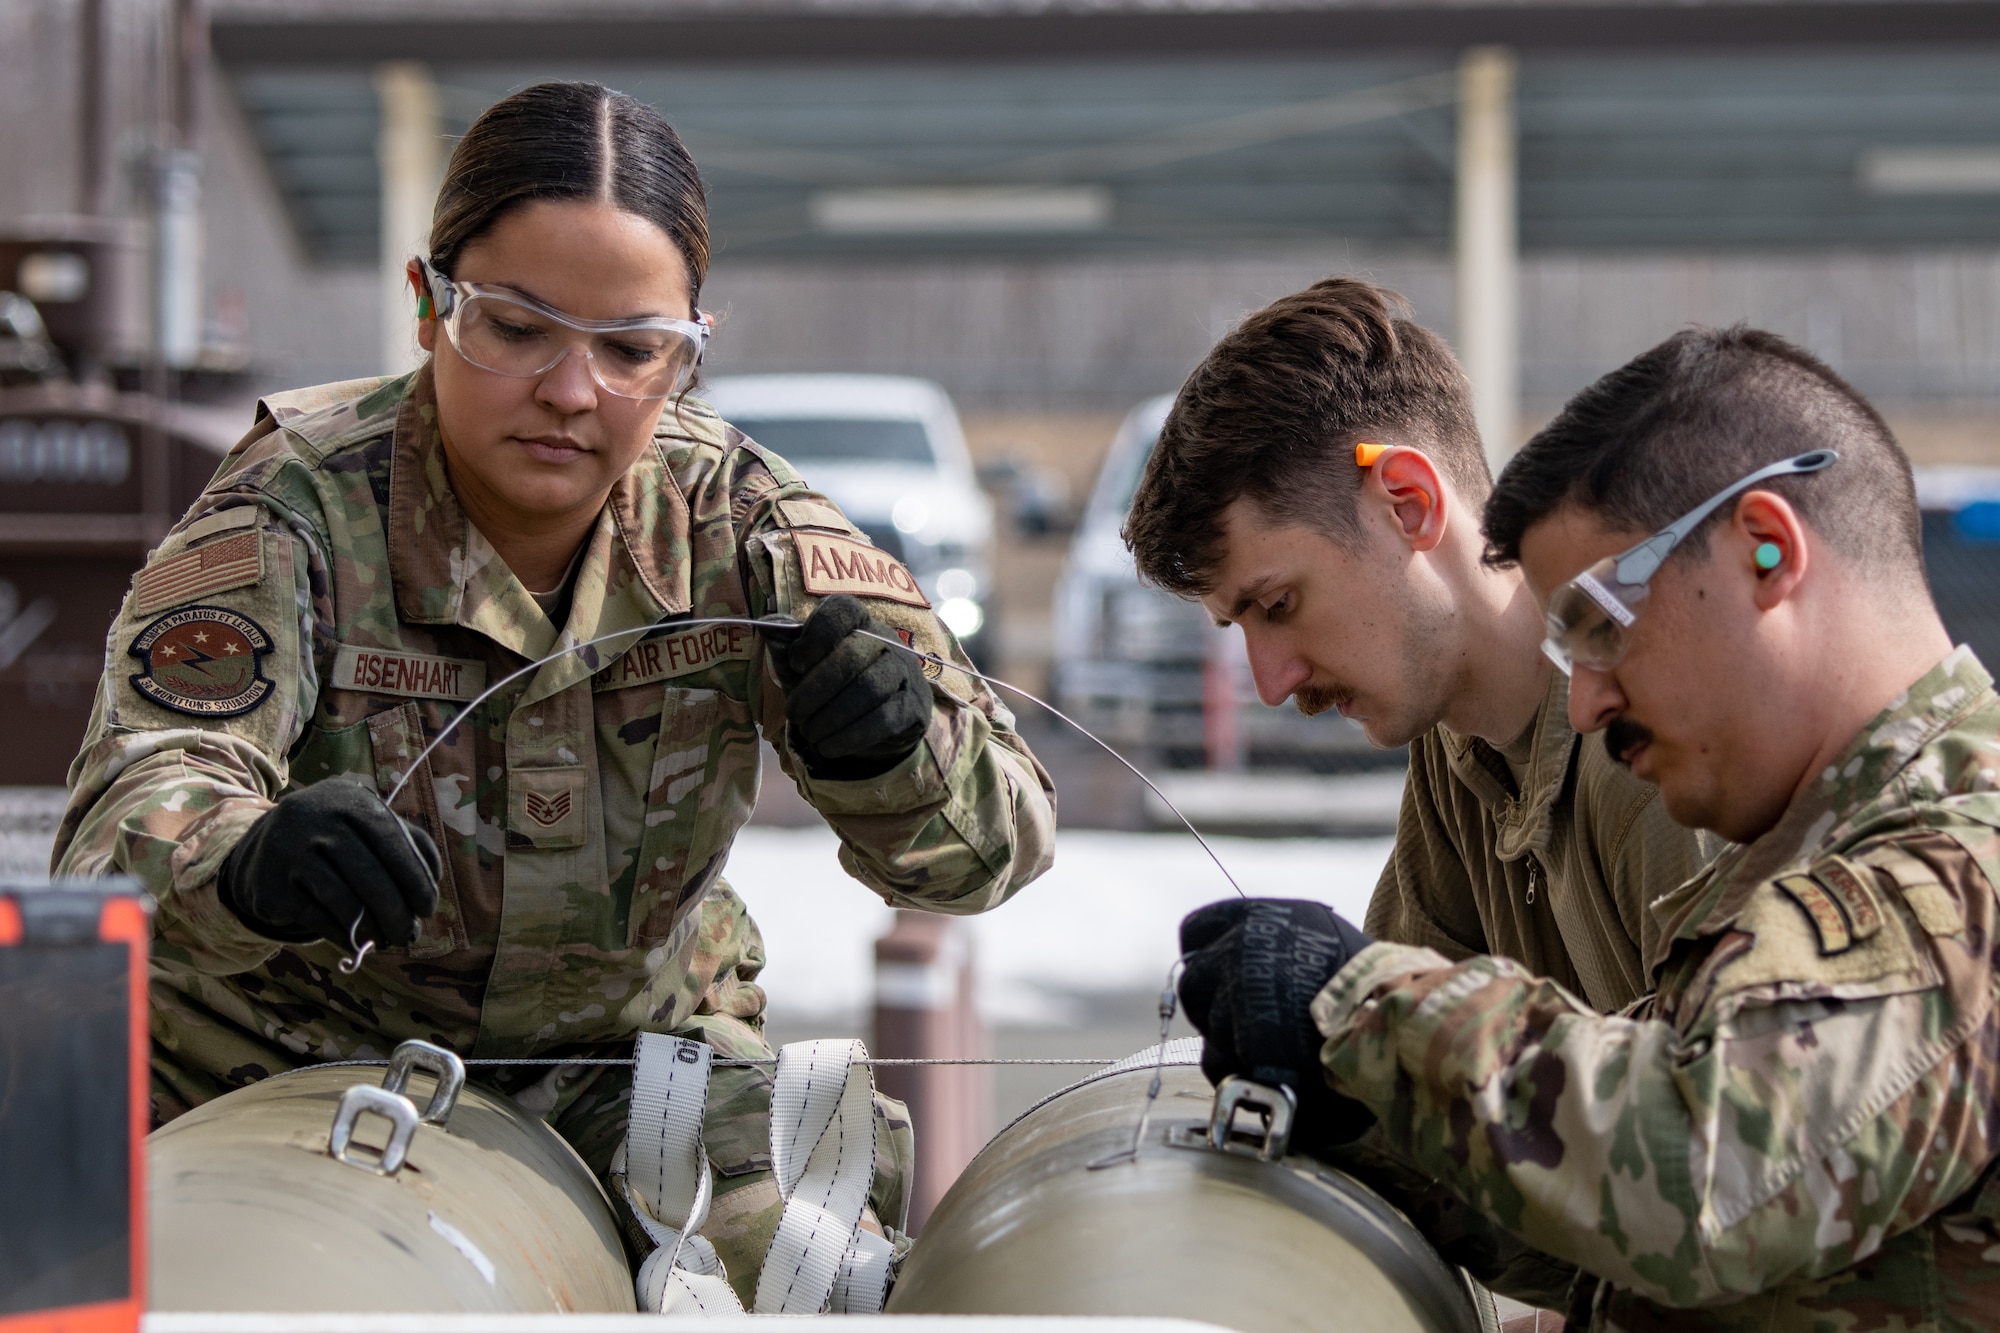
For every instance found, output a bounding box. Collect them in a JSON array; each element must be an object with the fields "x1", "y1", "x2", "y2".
[
  {"x1": 627, "y1": 1033, "x2": 713, "y2": 1231},
  {"x1": 830, "y1": 1227, "x2": 897, "y2": 1314},
  {"x1": 621, "y1": 1034, "x2": 744, "y2": 1315},
  {"x1": 753, "y1": 1039, "x2": 880, "y2": 1315},
  {"x1": 636, "y1": 1246, "x2": 741, "y2": 1316}
]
